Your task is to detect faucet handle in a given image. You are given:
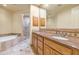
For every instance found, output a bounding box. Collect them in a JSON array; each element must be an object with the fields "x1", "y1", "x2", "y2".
[{"x1": 63, "y1": 32, "x2": 67, "y2": 37}]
